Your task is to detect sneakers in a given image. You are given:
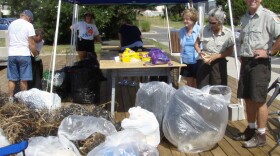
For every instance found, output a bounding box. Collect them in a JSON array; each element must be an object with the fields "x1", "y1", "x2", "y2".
[
  {"x1": 232, "y1": 126, "x2": 256, "y2": 141},
  {"x1": 242, "y1": 130, "x2": 266, "y2": 148}
]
